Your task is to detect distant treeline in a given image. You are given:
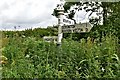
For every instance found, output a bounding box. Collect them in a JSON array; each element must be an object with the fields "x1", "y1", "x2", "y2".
[
  {"x1": 1, "y1": 24, "x2": 120, "y2": 42},
  {"x1": 1, "y1": 27, "x2": 89, "y2": 40},
  {"x1": 1, "y1": 27, "x2": 57, "y2": 38}
]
